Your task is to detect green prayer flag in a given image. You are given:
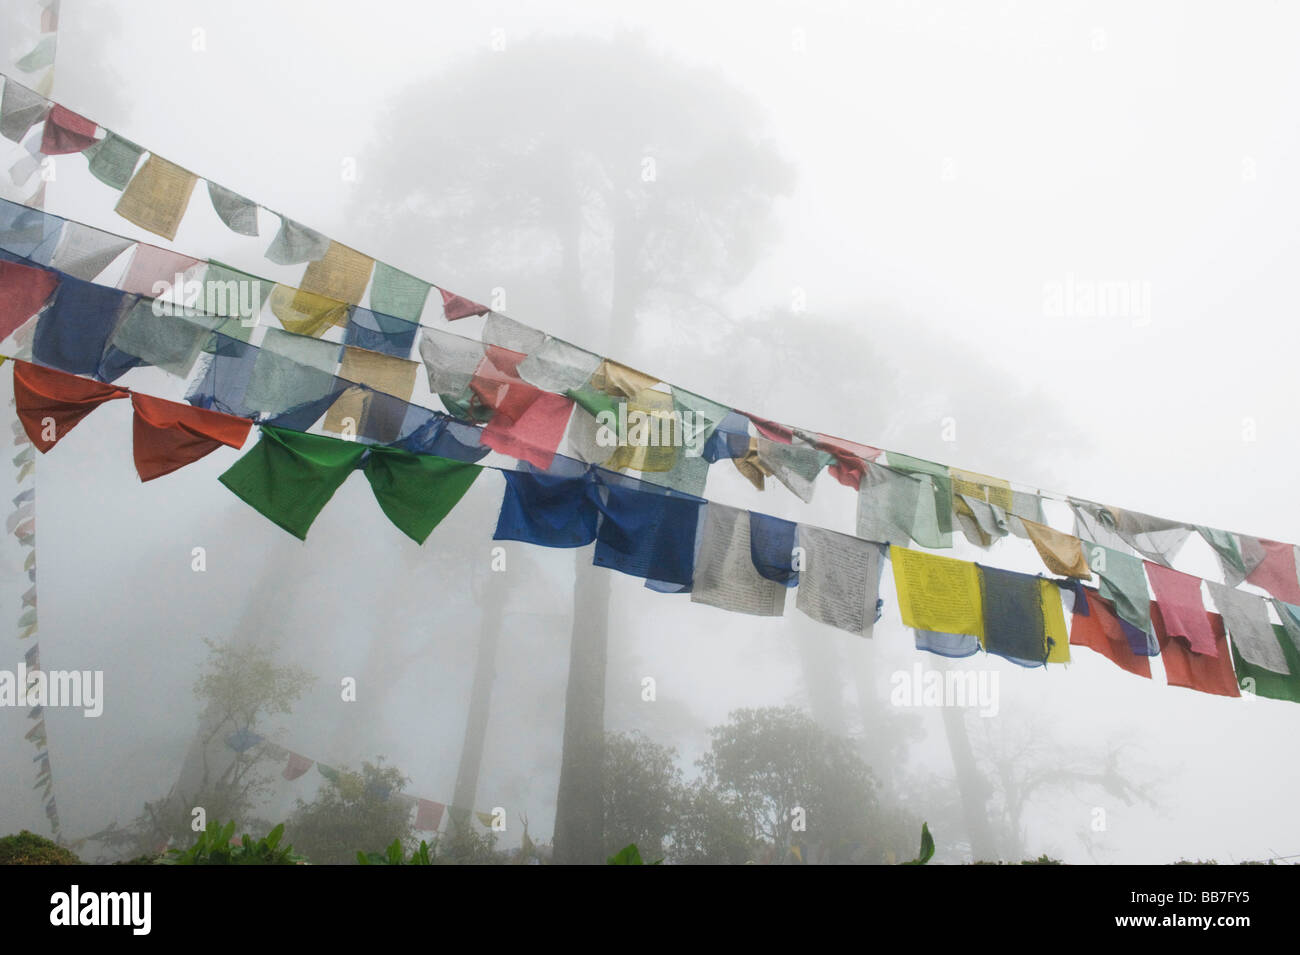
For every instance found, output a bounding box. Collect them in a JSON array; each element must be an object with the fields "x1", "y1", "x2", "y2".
[
  {"x1": 1086, "y1": 544, "x2": 1151, "y2": 635},
  {"x1": 84, "y1": 133, "x2": 143, "y2": 191},
  {"x1": 369, "y1": 262, "x2": 432, "y2": 322},
  {"x1": 888, "y1": 451, "x2": 953, "y2": 547},
  {"x1": 1233, "y1": 624, "x2": 1300, "y2": 703},
  {"x1": 362, "y1": 445, "x2": 482, "y2": 544},
  {"x1": 220, "y1": 426, "x2": 481, "y2": 543},
  {"x1": 219, "y1": 427, "x2": 366, "y2": 540}
]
